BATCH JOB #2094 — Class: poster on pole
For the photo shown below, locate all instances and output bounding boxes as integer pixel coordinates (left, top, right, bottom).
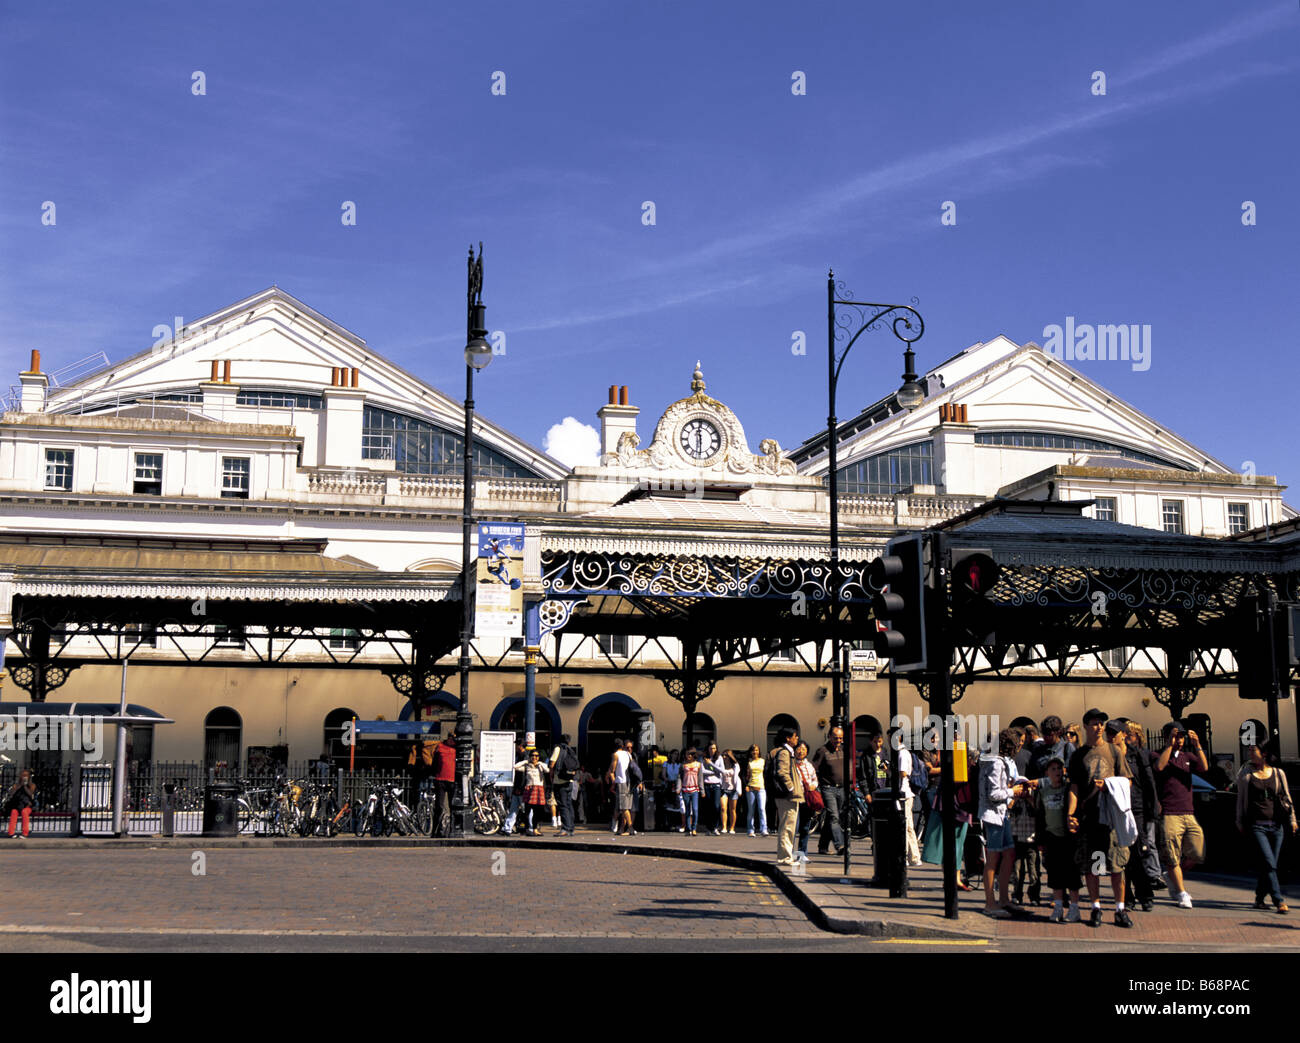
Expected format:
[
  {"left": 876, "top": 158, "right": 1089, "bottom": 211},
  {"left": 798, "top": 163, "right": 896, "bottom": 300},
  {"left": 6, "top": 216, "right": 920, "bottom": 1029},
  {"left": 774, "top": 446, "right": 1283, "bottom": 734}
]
[
  {"left": 475, "top": 522, "right": 524, "bottom": 638},
  {"left": 479, "top": 729, "right": 517, "bottom": 786}
]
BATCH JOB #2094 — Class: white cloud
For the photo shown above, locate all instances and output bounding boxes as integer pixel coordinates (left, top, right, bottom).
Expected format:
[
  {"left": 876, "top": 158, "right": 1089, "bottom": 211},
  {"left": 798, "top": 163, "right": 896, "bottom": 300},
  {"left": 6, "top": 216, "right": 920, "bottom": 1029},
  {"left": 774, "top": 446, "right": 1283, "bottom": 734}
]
[{"left": 543, "top": 416, "right": 600, "bottom": 469}]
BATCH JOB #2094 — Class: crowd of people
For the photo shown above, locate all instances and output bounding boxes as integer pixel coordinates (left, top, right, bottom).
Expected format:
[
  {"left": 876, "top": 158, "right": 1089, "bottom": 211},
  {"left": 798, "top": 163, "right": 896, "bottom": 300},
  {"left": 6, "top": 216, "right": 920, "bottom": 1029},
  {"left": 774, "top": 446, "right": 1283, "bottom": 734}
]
[{"left": 481, "top": 712, "right": 1298, "bottom": 923}]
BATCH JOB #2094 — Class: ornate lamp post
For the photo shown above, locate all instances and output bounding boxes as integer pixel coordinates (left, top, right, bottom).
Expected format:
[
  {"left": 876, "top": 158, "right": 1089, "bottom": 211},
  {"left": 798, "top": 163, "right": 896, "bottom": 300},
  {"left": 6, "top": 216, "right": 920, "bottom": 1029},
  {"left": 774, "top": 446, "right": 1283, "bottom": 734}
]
[
  {"left": 826, "top": 271, "right": 925, "bottom": 875},
  {"left": 453, "top": 243, "right": 494, "bottom": 837}
]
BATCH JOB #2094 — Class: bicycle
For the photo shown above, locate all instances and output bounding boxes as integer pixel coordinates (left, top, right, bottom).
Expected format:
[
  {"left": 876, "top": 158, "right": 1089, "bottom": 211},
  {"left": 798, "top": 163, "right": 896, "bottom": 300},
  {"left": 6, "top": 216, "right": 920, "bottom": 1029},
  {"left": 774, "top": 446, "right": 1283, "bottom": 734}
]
[
  {"left": 382, "top": 784, "right": 420, "bottom": 837},
  {"left": 471, "top": 778, "right": 506, "bottom": 835}
]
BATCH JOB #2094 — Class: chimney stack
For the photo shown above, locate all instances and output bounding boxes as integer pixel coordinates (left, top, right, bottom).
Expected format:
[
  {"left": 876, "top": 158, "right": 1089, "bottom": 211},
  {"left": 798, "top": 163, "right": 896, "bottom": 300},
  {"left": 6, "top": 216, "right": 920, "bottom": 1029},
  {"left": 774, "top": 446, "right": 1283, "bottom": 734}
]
[
  {"left": 596, "top": 382, "right": 640, "bottom": 459},
  {"left": 222, "top": 360, "right": 232, "bottom": 383},
  {"left": 210, "top": 360, "right": 220, "bottom": 383},
  {"left": 19, "top": 352, "right": 49, "bottom": 412},
  {"left": 350, "top": 367, "right": 359, "bottom": 388},
  {"left": 27, "top": 350, "right": 41, "bottom": 374}
]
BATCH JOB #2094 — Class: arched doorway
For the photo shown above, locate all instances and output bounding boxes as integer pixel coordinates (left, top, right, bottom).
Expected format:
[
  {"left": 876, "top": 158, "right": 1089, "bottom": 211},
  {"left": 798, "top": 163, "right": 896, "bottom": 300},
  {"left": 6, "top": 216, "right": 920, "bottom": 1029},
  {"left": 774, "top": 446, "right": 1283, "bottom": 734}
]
[
  {"left": 852, "top": 714, "right": 883, "bottom": 758},
  {"left": 579, "top": 693, "right": 639, "bottom": 771},
  {"left": 204, "top": 707, "right": 241, "bottom": 773},
  {"left": 489, "top": 697, "right": 561, "bottom": 751},
  {"left": 323, "top": 707, "right": 357, "bottom": 762},
  {"left": 766, "top": 713, "right": 801, "bottom": 753},
  {"left": 682, "top": 712, "right": 715, "bottom": 751}
]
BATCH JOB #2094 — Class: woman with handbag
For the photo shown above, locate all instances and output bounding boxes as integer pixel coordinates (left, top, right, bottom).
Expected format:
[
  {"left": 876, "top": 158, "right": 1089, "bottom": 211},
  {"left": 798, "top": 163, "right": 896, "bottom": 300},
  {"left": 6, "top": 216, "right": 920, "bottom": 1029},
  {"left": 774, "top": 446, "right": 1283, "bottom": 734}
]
[
  {"left": 1237, "top": 742, "right": 1298, "bottom": 914},
  {"left": 794, "top": 742, "right": 822, "bottom": 859}
]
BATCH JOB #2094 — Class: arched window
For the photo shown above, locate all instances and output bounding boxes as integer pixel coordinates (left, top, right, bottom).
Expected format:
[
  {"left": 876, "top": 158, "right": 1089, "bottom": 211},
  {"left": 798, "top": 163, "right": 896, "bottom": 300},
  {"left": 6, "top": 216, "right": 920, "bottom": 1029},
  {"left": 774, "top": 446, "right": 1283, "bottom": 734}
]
[
  {"left": 838, "top": 441, "right": 932, "bottom": 495},
  {"left": 853, "top": 715, "right": 883, "bottom": 758},
  {"left": 766, "top": 714, "right": 802, "bottom": 753},
  {"left": 361, "top": 404, "right": 541, "bottom": 478},
  {"left": 204, "top": 707, "right": 242, "bottom": 773},
  {"left": 683, "top": 713, "right": 716, "bottom": 751},
  {"left": 323, "top": 708, "right": 358, "bottom": 761}
]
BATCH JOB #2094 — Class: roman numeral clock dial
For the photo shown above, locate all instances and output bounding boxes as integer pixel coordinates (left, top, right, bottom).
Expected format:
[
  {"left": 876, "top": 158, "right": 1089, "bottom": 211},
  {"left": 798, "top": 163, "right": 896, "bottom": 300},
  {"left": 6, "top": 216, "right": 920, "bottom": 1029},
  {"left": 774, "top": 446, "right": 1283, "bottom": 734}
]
[{"left": 680, "top": 419, "right": 721, "bottom": 461}]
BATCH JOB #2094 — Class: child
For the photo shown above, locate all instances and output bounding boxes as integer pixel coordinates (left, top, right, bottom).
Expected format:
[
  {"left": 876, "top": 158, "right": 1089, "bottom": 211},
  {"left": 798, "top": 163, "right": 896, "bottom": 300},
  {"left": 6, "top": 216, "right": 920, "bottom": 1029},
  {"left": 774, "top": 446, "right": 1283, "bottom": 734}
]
[{"left": 1035, "top": 757, "right": 1082, "bottom": 923}]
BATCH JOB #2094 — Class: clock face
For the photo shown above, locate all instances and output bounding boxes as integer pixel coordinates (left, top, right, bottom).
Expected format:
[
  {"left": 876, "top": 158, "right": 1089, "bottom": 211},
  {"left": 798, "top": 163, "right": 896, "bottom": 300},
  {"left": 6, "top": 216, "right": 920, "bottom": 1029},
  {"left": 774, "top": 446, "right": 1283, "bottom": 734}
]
[{"left": 679, "top": 418, "right": 722, "bottom": 461}]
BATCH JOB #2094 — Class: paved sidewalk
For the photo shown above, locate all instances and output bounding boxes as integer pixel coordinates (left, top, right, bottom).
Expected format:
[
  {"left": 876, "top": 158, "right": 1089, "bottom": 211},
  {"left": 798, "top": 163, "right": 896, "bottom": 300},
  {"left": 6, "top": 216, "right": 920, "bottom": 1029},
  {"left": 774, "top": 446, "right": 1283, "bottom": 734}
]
[{"left": 8, "top": 822, "right": 1298, "bottom": 946}]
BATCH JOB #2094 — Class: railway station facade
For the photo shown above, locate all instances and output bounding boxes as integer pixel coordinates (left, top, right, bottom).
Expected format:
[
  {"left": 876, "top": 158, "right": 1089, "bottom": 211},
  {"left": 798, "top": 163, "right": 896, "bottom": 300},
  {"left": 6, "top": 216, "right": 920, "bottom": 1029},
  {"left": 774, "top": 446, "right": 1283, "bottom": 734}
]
[{"left": 0, "top": 287, "right": 1294, "bottom": 773}]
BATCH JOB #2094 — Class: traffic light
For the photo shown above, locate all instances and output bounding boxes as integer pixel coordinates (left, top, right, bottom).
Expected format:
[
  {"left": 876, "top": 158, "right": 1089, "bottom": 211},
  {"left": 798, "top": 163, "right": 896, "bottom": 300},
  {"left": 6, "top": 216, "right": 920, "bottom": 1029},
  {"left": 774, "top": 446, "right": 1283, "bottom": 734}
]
[
  {"left": 867, "top": 533, "right": 928, "bottom": 671},
  {"left": 951, "top": 548, "right": 1001, "bottom": 601}
]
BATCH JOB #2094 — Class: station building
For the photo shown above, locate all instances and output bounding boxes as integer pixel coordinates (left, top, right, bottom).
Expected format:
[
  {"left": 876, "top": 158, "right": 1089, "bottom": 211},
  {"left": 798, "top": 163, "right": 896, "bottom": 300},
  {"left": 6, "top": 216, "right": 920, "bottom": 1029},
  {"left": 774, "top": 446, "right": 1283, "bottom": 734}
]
[{"left": 0, "top": 287, "right": 1292, "bottom": 772}]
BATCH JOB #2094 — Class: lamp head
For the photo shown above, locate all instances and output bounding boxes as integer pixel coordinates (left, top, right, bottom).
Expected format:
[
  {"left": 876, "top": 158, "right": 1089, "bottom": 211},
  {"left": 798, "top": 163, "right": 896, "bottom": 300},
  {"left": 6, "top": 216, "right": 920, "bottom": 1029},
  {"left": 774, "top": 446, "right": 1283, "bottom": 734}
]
[
  {"left": 896, "top": 347, "right": 925, "bottom": 411},
  {"left": 465, "top": 336, "right": 493, "bottom": 370}
]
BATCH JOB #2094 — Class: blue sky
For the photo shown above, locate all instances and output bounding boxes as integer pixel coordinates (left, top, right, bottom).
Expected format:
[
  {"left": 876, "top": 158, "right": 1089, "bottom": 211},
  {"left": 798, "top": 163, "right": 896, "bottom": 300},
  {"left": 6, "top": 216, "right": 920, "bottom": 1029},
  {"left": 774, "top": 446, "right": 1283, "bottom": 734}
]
[{"left": 1, "top": 1, "right": 1296, "bottom": 485}]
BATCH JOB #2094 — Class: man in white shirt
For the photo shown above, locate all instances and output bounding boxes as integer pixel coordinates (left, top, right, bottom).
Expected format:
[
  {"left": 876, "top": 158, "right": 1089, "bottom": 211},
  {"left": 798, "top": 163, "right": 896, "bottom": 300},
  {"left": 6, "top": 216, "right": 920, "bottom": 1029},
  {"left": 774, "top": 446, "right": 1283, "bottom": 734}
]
[
  {"left": 894, "top": 739, "right": 922, "bottom": 866},
  {"left": 608, "top": 741, "right": 641, "bottom": 836}
]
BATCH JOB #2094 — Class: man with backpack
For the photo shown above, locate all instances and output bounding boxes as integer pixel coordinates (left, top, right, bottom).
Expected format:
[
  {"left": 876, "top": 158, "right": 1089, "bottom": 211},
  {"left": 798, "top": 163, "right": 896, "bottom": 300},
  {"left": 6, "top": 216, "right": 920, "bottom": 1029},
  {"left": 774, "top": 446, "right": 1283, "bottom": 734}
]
[
  {"left": 769, "top": 725, "right": 804, "bottom": 865},
  {"left": 548, "top": 734, "right": 579, "bottom": 836}
]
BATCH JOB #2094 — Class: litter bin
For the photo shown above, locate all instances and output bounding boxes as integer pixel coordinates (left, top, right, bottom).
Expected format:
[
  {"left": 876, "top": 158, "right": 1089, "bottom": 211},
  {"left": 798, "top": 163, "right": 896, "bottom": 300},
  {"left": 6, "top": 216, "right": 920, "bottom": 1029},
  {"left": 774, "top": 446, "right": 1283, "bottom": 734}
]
[
  {"left": 869, "top": 789, "right": 902, "bottom": 890},
  {"left": 202, "top": 781, "right": 240, "bottom": 837}
]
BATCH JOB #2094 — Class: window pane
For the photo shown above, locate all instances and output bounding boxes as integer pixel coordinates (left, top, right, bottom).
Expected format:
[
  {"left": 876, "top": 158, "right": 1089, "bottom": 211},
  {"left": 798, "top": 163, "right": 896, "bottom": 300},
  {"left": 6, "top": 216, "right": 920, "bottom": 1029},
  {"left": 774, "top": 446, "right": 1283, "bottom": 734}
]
[
  {"left": 361, "top": 405, "right": 540, "bottom": 478},
  {"left": 1093, "top": 497, "right": 1116, "bottom": 522},
  {"left": 221, "top": 457, "right": 250, "bottom": 499},
  {"left": 838, "top": 440, "right": 932, "bottom": 495},
  {"left": 45, "top": 449, "right": 73, "bottom": 490},
  {"left": 1228, "top": 503, "right": 1248, "bottom": 535},
  {"left": 1161, "top": 500, "right": 1184, "bottom": 534}
]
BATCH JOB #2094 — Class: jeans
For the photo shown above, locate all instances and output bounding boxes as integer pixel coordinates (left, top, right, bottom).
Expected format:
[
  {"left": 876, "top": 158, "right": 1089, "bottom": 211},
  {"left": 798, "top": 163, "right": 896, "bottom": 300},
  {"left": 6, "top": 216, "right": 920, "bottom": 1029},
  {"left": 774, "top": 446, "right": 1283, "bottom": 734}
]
[
  {"left": 704, "top": 784, "right": 722, "bottom": 831},
  {"left": 747, "top": 789, "right": 767, "bottom": 834},
  {"left": 503, "top": 795, "right": 522, "bottom": 834},
  {"left": 1252, "top": 822, "right": 1286, "bottom": 903},
  {"left": 818, "top": 786, "right": 845, "bottom": 851},
  {"left": 683, "top": 791, "right": 700, "bottom": 832}
]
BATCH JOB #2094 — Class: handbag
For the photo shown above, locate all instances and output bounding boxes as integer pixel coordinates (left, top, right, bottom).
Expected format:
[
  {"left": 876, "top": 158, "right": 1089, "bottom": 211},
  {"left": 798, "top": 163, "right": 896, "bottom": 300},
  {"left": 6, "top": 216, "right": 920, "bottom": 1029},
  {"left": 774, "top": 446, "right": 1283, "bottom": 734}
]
[{"left": 805, "top": 784, "right": 825, "bottom": 812}]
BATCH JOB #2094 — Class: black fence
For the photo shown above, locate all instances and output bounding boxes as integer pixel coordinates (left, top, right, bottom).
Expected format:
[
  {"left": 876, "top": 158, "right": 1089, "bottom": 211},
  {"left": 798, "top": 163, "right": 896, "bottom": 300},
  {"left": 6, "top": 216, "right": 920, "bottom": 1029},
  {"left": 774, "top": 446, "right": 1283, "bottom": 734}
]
[{"left": 0, "top": 762, "right": 414, "bottom": 837}]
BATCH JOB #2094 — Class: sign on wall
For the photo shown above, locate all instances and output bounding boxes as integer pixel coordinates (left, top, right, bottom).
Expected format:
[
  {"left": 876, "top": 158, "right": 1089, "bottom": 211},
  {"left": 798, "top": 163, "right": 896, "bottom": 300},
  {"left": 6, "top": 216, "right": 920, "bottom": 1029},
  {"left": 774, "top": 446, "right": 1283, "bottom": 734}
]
[{"left": 474, "top": 522, "right": 525, "bottom": 637}]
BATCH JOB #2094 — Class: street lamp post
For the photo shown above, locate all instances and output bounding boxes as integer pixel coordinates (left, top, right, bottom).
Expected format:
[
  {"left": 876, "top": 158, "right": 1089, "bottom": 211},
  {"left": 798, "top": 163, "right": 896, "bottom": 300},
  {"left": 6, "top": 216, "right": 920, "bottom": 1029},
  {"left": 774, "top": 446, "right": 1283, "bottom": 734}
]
[
  {"left": 453, "top": 243, "right": 495, "bottom": 837},
  {"left": 826, "top": 270, "right": 925, "bottom": 878}
]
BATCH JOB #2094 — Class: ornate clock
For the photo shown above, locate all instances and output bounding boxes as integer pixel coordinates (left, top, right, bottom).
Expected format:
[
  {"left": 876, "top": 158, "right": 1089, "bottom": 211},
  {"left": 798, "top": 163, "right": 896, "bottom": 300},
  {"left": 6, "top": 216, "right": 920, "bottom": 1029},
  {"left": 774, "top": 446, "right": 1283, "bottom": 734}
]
[{"left": 679, "top": 418, "right": 722, "bottom": 461}]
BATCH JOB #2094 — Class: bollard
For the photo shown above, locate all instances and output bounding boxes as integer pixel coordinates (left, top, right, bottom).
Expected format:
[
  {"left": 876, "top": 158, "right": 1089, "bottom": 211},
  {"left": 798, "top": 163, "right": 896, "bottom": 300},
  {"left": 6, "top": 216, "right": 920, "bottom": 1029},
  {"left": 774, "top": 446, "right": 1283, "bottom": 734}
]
[{"left": 161, "top": 783, "right": 175, "bottom": 837}]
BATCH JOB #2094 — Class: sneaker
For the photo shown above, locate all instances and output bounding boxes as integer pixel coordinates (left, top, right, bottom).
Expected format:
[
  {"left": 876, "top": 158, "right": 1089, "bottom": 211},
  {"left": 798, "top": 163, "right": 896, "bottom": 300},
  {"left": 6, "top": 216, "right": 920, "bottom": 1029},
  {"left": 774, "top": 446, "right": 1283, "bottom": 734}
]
[
  {"left": 983, "top": 907, "right": 1011, "bottom": 919},
  {"left": 1277, "top": 901, "right": 1289, "bottom": 915},
  {"left": 747, "top": 831, "right": 755, "bottom": 837},
  {"left": 761, "top": 831, "right": 770, "bottom": 837},
  {"left": 1114, "top": 908, "right": 1133, "bottom": 928},
  {"left": 1049, "top": 906, "right": 1064, "bottom": 923},
  {"left": 610, "top": 827, "right": 619, "bottom": 834},
  {"left": 1065, "top": 906, "right": 1081, "bottom": 923},
  {"left": 1177, "top": 891, "right": 1193, "bottom": 909},
  {"left": 1254, "top": 897, "right": 1268, "bottom": 910},
  {"left": 1088, "top": 907, "right": 1103, "bottom": 928}
]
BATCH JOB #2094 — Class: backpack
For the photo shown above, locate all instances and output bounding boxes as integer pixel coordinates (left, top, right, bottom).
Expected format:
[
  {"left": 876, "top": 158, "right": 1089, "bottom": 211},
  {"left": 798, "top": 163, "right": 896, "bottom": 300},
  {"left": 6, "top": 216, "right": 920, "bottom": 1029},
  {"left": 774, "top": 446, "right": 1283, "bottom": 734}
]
[
  {"left": 554, "top": 744, "right": 579, "bottom": 782},
  {"left": 908, "top": 749, "right": 928, "bottom": 793},
  {"left": 765, "top": 747, "right": 792, "bottom": 798}
]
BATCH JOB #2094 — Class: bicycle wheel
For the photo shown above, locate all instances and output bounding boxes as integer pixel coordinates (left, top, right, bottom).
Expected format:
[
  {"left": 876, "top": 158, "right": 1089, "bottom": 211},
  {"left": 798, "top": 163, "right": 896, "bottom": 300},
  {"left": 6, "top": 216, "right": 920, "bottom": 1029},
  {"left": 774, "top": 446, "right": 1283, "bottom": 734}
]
[
  {"left": 475, "top": 807, "right": 500, "bottom": 835},
  {"left": 236, "top": 799, "right": 253, "bottom": 835},
  {"left": 354, "top": 805, "right": 369, "bottom": 838},
  {"left": 416, "top": 800, "right": 434, "bottom": 837}
]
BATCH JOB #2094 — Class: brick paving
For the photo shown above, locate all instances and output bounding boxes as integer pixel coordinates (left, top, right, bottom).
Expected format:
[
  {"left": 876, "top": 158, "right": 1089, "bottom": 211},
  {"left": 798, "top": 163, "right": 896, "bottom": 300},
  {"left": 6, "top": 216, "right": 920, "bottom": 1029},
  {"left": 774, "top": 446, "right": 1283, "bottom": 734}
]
[
  {"left": 0, "top": 845, "right": 816, "bottom": 940},
  {"left": 2, "top": 822, "right": 1296, "bottom": 950}
]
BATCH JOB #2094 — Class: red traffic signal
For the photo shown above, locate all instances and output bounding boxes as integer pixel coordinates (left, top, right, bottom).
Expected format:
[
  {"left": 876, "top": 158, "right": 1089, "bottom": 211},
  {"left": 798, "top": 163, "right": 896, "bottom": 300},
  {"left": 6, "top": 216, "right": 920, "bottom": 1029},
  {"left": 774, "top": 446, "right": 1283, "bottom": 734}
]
[{"left": 953, "top": 551, "right": 1000, "bottom": 597}]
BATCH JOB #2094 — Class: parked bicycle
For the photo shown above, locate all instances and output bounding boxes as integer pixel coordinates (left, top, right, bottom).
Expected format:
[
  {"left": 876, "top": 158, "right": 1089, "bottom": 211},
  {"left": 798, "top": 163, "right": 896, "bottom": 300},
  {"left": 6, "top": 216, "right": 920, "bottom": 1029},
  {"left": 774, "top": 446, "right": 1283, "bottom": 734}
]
[{"left": 471, "top": 778, "right": 506, "bottom": 835}]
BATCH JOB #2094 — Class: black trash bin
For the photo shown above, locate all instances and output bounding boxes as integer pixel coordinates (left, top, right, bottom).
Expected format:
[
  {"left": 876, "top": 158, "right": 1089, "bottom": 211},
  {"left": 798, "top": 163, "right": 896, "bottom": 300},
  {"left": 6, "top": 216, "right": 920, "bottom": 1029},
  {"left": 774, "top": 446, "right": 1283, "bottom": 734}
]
[
  {"left": 161, "top": 783, "right": 176, "bottom": 837},
  {"left": 202, "top": 781, "right": 240, "bottom": 837},
  {"left": 869, "top": 789, "right": 902, "bottom": 889}
]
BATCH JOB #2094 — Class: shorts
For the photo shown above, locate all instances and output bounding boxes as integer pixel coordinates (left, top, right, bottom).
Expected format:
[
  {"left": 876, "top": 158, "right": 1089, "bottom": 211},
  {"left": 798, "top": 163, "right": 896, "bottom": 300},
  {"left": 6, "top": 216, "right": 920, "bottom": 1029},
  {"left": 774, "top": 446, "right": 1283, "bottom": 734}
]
[
  {"left": 1162, "top": 813, "right": 1205, "bottom": 868},
  {"left": 1041, "top": 832, "right": 1082, "bottom": 893},
  {"left": 616, "top": 783, "right": 634, "bottom": 811},
  {"left": 983, "top": 818, "right": 1015, "bottom": 852},
  {"left": 1075, "top": 824, "right": 1129, "bottom": 876}
]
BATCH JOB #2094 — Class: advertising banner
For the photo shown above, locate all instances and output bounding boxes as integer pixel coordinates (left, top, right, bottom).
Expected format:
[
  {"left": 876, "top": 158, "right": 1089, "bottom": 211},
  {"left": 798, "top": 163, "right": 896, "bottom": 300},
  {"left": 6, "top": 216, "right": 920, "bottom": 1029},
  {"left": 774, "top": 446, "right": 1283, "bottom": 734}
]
[{"left": 474, "top": 522, "right": 524, "bottom": 637}]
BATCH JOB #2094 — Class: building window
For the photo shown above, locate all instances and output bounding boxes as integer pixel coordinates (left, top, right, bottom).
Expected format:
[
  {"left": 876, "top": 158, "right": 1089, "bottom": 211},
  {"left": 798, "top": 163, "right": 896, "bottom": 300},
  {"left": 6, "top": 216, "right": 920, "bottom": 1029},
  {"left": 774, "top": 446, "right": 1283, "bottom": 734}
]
[
  {"left": 45, "top": 449, "right": 73, "bottom": 490},
  {"left": 1093, "top": 497, "right": 1116, "bottom": 522},
  {"left": 766, "top": 714, "right": 802, "bottom": 753},
  {"left": 974, "top": 430, "right": 1190, "bottom": 470},
  {"left": 1099, "top": 647, "right": 1126, "bottom": 671},
  {"left": 683, "top": 713, "right": 716, "bottom": 750},
  {"left": 213, "top": 624, "right": 246, "bottom": 649},
  {"left": 361, "top": 404, "right": 540, "bottom": 478},
  {"left": 837, "top": 440, "right": 932, "bottom": 496},
  {"left": 1228, "top": 502, "right": 1249, "bottom": 535},
  {"left": 221, "top": 457, "right": 250, "bottom": 499},
  {"left": 1161, "top": 500, "right": 1185, "bottom": 534},
  {"left": 597, "top": 634, "right": 628, "bottom": 658},
  {"left": 236, "top": 389, "right": 323, "bottom": 410},
  {"left": 327, "top": 628, "right": 360, "bottom": 651},
  {"left": 134, "top": 453, "right": 163, "bottom": 495},
  {"left": 125, "top": 623, "right": 157, "bottom": 648}
]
